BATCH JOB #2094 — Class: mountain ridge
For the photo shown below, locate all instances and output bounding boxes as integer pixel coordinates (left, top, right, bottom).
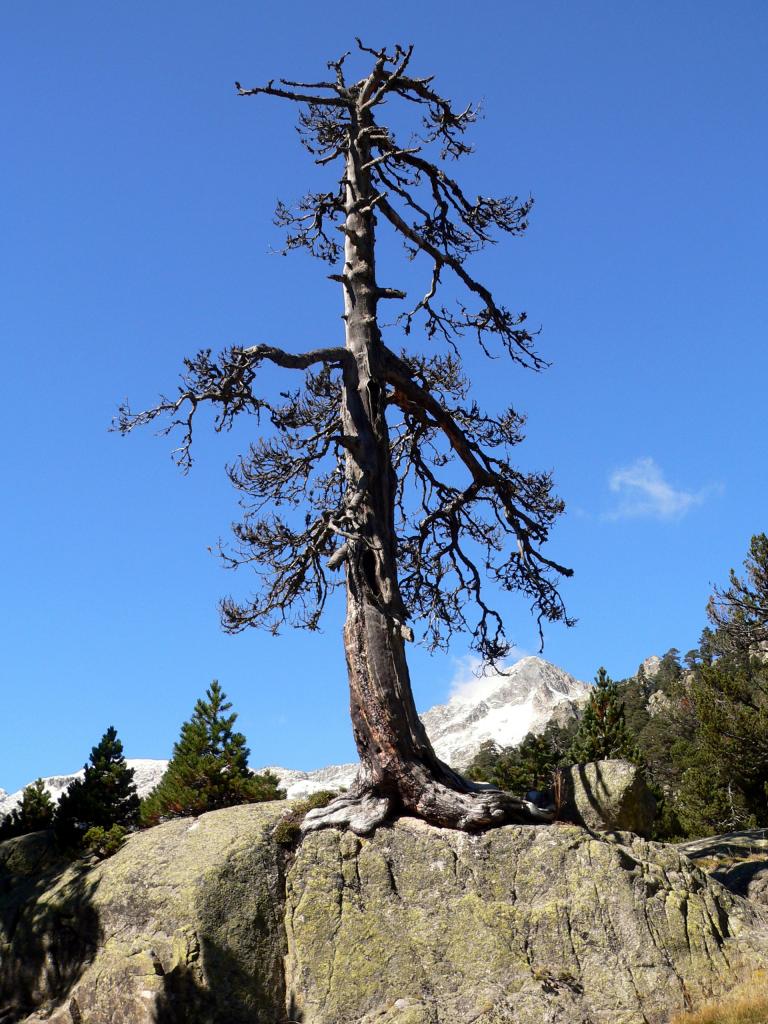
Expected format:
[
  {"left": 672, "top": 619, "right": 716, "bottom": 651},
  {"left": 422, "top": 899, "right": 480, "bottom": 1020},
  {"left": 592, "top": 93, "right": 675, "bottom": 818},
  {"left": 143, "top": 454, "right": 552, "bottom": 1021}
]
[{"left": 0, "top": 656, "right": 588, "bottom": 813}]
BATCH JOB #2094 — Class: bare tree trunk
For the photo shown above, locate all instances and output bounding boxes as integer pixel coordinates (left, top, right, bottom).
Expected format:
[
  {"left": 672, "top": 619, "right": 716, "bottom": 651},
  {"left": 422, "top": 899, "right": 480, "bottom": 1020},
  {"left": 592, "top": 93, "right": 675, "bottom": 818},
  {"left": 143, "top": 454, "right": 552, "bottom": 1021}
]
[
  {"left": 120, "top": 45, "right": 573, "bottom": 836},
  {"left": 304, "top": 108, "right": 528, "bottom": 835}
]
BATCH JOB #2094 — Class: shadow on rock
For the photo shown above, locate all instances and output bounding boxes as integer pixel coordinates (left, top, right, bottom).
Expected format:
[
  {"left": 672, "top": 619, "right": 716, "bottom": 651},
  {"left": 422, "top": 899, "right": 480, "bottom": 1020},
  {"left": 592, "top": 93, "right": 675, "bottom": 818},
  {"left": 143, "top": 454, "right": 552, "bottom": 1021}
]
[
  {"left": 151, "top": 816, "right": 291, "bottom": 1024},
  {"left": 152, "top": 932, "right": 298, "bottom": 1024},
  {"left": 0, "top": 831, "right": 101, "bottom": 1022},
  {"left": 678, "top": 829, "right": 768, "bottom": 862},
  {"left": 714, "top": 858, "right": 768, "bottom": 903},
  {"left": 564, "top": 760, "right": 657, "bottom": 836}
]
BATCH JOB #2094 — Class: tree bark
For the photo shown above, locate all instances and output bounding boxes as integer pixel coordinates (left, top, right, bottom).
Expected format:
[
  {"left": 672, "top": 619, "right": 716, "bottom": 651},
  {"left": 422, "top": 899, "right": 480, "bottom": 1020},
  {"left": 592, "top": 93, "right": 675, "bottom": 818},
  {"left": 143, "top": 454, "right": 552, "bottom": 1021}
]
[
  {"left": 120, "top": 48, "right": 571, "bottom": 836},
  {"left": 304, "top": 105, "right": 530, "bottom": 835}
]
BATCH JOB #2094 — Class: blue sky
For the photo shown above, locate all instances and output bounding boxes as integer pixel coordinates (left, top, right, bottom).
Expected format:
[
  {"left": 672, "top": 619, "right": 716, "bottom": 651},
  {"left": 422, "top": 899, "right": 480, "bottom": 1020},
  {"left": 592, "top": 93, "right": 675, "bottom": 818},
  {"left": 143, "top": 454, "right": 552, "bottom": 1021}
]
[{"left": 1, "top": 2, "right": 766, "bottom": 792}]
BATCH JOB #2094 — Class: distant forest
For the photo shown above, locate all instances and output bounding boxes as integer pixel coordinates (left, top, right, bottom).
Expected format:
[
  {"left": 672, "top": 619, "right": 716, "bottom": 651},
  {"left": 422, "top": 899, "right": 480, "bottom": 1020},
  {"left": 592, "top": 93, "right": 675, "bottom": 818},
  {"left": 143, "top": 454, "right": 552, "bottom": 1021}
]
[{"left": 468, "top": 534, "right": 768, "bottom": 841}]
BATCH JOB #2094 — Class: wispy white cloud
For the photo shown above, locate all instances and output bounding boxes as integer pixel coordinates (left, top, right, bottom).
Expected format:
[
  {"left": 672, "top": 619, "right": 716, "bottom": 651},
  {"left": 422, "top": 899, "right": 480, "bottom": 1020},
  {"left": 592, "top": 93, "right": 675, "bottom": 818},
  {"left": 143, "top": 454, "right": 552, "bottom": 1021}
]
[
  {"left": 449, "top": 650, "right": 530, "bottom": 702},
  {"left": 606, "top": 456, "right": 710, "bottom": 522}
]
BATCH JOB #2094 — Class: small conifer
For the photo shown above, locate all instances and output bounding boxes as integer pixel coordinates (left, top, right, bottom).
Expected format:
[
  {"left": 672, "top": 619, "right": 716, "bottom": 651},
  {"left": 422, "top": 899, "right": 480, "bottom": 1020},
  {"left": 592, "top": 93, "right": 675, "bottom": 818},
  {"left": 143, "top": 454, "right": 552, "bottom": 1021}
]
[
  {"left": 140, "top": 681, "right": 283, "bottom": 826},
  {"left": 55, "top": 726, "right": 139, "bottom": 842},
  {"left": 569, "top": 667, "right": 639, "bottom": 764},
  {"left": 0, "top": 778, "right": 55, "bottom": 840}
]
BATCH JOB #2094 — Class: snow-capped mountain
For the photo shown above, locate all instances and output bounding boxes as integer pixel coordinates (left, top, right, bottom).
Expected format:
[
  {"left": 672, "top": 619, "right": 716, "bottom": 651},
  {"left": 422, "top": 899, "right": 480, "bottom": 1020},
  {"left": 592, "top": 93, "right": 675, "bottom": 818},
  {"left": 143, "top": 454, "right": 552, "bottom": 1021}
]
[
  {"left": 0, "top": 759, "right": 169, "bottom": 821},
  {"left": 265, "top": 656, "right": 588, "bottom": 796},
  {"left": 420, "top": 656, "right": 589, "bottom": 769},
  {"left": 262, "top": 763, "right": 359, "bottom": 800},
  {"left": 1, "top": 657, "right": 588, "bottom": 812}
]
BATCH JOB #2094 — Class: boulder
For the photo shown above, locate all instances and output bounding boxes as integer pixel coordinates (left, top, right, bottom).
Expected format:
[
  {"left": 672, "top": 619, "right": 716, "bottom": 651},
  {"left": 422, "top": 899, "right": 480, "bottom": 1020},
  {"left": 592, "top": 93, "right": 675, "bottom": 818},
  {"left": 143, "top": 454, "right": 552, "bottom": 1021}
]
[
  {"left": 714, "top": 861, "right": 768, "bottom": 907},
  {"left": 2, "top": 804, "right": 768, "bottom": 1024},
  {"left": 284, "top": 821, "right": 767, "bottom": 1024},
  {"left": 676, "top": 829, "right": 768, "bottom": 909},
  {"left": 564, "top": 760, "right": 657, "bottom": 836},
  {"left": 0, "top": 803, "right": 288, "bottom": 1024}
]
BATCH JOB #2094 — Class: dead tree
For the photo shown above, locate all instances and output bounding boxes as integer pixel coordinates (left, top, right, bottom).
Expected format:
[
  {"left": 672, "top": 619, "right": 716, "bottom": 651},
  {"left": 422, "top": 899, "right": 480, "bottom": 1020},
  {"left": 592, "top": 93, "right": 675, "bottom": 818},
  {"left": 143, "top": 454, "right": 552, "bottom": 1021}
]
[{"left": 117, "top": 42, "right": 574, "bottom": 834}]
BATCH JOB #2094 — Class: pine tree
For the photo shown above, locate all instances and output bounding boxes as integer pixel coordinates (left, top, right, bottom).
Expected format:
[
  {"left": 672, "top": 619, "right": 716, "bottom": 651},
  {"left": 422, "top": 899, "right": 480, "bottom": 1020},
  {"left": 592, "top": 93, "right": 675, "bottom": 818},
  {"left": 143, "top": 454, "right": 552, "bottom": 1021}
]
[
  {"left": 498, "top": 732, "right": 560, "bottom": 794},
  {"left": 569, "top": 668, "right": 639, "bottom": 763},
  {"left": 656, "top": 536, "right": 768, "bottom": 838},
  {"left": 140, "top": 681, "right": 283, "bottom": 826},
  {"left": 707, "top": 533, "right": 768, "bottom": 655},
  {"left": 675, "top": 764, "right": 756, "bottom": 837},
  {"left": 117, "top": 42, "right": 574, "bottom": 834},
  {"left": 466, "top": 719, "right": 578, "bottom": 796},
  {"left": 464, "top": 740, "right": 502, "bottom": 785},
  {"left": 670, "top": 653, "right": 768, "bottom": 836},
  {"left": 55, "top": 726, "right": 139, "bottom": 842},
  {"left": 0, "top": 779, "right": 55, "bottom": 841}
]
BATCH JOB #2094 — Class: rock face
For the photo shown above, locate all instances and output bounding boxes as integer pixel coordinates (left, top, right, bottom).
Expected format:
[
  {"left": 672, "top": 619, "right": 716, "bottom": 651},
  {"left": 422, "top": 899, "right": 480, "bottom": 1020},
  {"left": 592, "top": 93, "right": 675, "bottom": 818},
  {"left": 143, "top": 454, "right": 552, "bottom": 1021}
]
[
  {"left": 3, "top": 806, "right": 768, "bottom": 1024},
  {"left": 715, "top": 861, "right": 768, "bottom": 907},
  {"left": 646, "top": 689, "right": 672, "bottom": 718},
  {"left": 0, "top": 803, "right": 287, "bottom": 1024},
  {"left": 564, "top": 760, "right": 657, "bottom": 837},
  {"left": 676, "top": 829, "right": 768, "bottom": 909},
  {"left": 285, "top": 821, "right": 766, "bottom": 1024},
  {"left": 639, "top": 655, "right": 662, "bottom": 679}
]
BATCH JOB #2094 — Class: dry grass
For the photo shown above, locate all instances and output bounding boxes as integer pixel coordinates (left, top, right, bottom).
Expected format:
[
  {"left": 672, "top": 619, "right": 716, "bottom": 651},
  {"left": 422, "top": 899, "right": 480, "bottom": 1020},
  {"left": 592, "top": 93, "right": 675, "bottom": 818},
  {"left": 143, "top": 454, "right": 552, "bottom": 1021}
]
[
  {"left": 670, "top": 974, "right": 768, "bottom": 1024},
  {"left": 695, "top": 851, "right": 768, "bottom": 875}
]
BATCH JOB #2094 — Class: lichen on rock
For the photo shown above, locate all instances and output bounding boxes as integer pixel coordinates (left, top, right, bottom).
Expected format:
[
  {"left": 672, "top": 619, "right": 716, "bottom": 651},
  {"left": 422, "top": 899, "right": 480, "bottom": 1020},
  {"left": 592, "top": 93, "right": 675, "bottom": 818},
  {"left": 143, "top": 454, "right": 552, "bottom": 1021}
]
[
  {"left": 564, "top": 759, "right": 658, "bottom": 836},
  {"left": 1, "top": 802, "right": 288, "bottom": 1023},
  {"left": 284, "top": 820, "right": 768, "bottom": 1024},
  {"left": 2, "top": 805, "right": 768, "bottom": 1024}
]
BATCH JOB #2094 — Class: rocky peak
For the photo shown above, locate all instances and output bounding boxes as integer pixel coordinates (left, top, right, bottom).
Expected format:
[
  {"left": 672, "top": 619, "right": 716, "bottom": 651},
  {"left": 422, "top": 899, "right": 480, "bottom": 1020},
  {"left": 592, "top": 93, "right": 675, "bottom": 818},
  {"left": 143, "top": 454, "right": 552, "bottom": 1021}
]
[
  {"left": 419, "top": 655, "right": 589, "bottom": 769},
  {"left": 639, "top": 654, "right": 662, "bottom": 679}
]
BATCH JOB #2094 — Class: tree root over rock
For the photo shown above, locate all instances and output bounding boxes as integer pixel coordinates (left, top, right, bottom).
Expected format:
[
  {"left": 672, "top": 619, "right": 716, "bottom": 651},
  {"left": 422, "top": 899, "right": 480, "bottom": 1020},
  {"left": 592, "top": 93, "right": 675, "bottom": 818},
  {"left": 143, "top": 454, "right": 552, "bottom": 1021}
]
[{"left": 302, "top": 776, "right": 553, "bottom": 836}]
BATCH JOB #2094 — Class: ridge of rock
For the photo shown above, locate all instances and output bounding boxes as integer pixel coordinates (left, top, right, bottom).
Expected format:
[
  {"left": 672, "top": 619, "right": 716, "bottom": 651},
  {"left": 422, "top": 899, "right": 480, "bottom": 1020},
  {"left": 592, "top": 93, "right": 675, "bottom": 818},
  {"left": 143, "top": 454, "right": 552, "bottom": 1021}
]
[
  {"left": 640, "top": 654, "right": 663, "bottom": 678},
  {"left": 2, "top": 805, "right": 767, "bottom": 1024}
]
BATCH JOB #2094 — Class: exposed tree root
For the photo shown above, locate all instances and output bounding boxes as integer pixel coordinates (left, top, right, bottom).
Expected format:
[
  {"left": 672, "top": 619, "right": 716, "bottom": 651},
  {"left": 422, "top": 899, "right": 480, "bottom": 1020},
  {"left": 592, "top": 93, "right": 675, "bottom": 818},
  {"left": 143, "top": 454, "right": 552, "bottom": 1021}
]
[
  {"left": 301, "top": 773, "right": 553, "bottom": 836},
  {"left": 302, "top": 790, "right": 393, "bottom": 835}
]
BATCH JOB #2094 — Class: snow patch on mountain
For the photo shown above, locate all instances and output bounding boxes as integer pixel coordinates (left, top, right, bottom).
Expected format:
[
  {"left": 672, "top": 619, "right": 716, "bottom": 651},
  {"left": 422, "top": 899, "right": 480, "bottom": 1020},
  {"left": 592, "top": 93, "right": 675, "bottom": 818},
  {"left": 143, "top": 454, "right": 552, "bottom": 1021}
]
[
  {"left": 261, "top": 763, "right": 359, "bottom": 800},
  {"left": 0, "top": 759, "right": 169, "bottom": 821},
  {"left": 420, "top": 656, "right": 589, "bottom": 769},
  {"left": 265, "top": 656, "right": 589, "bottom": 795}
]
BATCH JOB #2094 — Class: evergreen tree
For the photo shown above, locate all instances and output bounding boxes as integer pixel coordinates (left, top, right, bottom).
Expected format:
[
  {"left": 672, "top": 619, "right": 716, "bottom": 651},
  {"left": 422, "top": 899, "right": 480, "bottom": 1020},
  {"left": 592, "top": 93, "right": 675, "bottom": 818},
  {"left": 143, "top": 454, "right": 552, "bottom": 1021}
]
[
  {"left": 671, "top": 653, "right": 768, "bottom": 836},
  {"left": 654, "top": 649, "right": 684, "bottom": 694},
  {"left": 707, "top": 533, "right": 768, "bottom": 655},
  {"left": 495, "top": 731, "right": 561, "bottom": 794},
  {"left": 466, "top": 718, "right": 578, "bottom": 796},
  {"left": 0, "top": 779, "right": 55, "bottom": 840},
  {"left": 617, "top": 669, "right": 652, "bottom": 740},
  {"left": 569, "top": 668, "right": 639, "bottom": 763},
  {"left": 661, "top": 537, "right": 768, "bottom": 837},
  {"left": 465, "top": 740, "right": 503, "bottom": 785},
  {"left": 55, "top": 726, "right": 139, "bottom": 842},
  {"left": 675, "top": 764, "right": 756, "bottom": 837},
  {"left": 141, "top": 681, "right": 283, "bottom": 826}
]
